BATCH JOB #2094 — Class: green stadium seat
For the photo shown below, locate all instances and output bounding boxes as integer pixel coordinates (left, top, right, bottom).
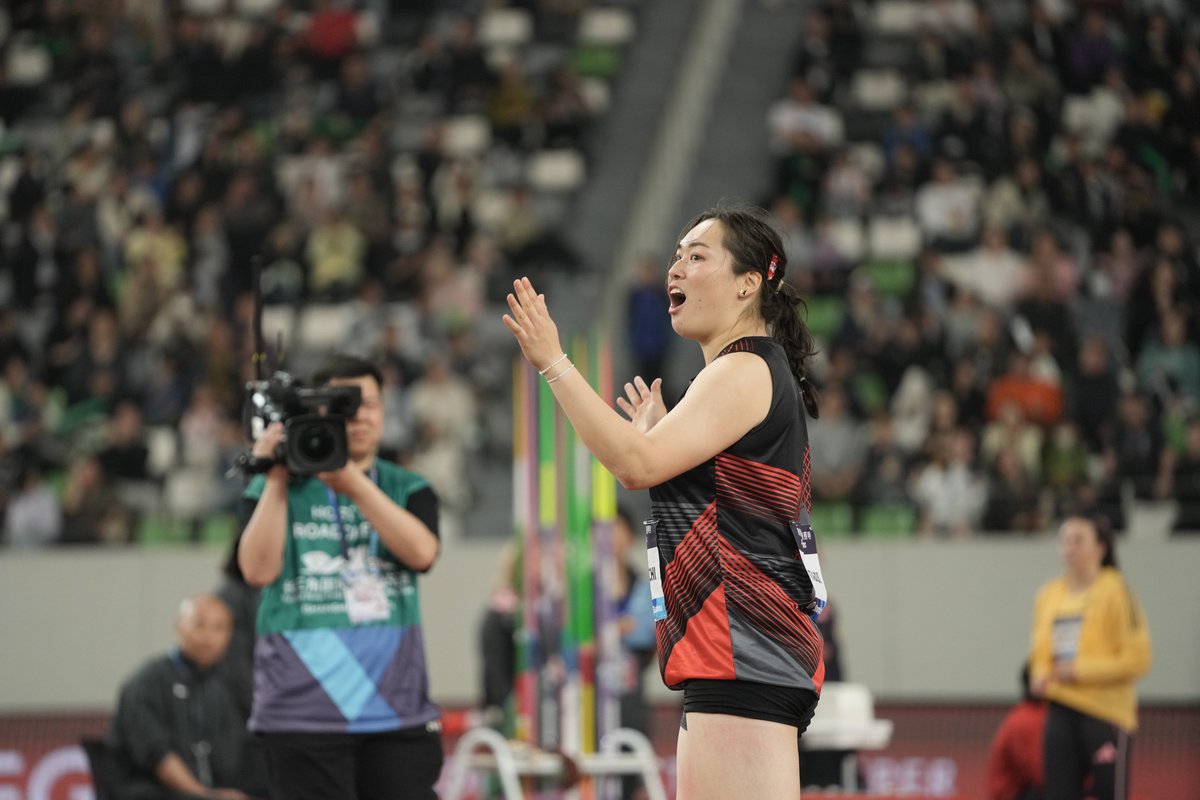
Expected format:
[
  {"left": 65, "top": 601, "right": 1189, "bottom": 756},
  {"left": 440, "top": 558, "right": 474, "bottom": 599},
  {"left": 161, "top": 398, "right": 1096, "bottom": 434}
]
[
  {"left": 571, "top": 44, "right": 621, "bottom": 79},
  {"left": 44, "top": 470, "right": 69, "bottom": 500},
  {"left": 200, "top": 514, "right": 237, "bottom": 547},
  {"left": 810, "top": 501, "right": 855, "bottom": 538},
  {"left": 851, "top": 372, "right": 889, "bottom": 417},
  {"left": 136, "top": 514, "right": 189, "bottom": 546},
  {"left": 860, "top": 504, "right": 916, "bottom": 538},
  {"left": 863, "top": 259, "right": 915, "bottom": 298},
  {"left": 803, "top": 296, "right": 845, "bottom": 341}
]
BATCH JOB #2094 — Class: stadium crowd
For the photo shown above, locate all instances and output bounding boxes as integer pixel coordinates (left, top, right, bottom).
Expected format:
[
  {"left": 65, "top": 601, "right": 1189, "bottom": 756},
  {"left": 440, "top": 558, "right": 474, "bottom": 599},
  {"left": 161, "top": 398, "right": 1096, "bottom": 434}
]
[
  {"left": 768, "top": 0, "right": 1200, "bottom": 536},
  {"left": 2, "top": 0, "right": 1199, "bottom": 547},
  {"left": 0, "top": 0, "right": 614, "bottom": 546}
]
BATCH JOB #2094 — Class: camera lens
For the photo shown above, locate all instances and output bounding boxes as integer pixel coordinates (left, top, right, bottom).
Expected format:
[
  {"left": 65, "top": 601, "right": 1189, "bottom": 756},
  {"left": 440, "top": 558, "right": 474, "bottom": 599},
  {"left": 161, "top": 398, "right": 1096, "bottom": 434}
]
[{"left": 298, "top": 426, "right": 336, "bottom": 461}]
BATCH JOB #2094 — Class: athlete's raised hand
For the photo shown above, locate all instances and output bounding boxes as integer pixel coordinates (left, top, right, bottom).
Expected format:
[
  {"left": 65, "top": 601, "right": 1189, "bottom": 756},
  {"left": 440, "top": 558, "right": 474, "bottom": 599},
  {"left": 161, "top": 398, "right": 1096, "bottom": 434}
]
[{"left": 503, "top": 277, "right": 566, "bottom": 374}]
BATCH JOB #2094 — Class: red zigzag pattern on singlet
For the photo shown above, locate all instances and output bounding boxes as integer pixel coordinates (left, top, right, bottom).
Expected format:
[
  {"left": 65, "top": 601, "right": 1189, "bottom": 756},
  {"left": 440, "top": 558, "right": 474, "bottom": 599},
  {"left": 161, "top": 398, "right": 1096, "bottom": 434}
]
[
  {"left": 657, "top": 501, "right": 722, "bottom": 653},
  {"left": 657, "top": 496, "right": 823, "bottom": 684},
  {"left": 714, "top": 452, "right": 805, "bottom": 521},
  {"left": 718, "top": 536, "right": 824, "bottom": 679}
]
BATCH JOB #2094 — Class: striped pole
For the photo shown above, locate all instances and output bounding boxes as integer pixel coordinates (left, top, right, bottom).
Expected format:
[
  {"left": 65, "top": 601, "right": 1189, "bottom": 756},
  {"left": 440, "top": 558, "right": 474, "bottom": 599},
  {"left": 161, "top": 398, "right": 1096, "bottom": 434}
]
[
  {"left": 590, "top": 335, "right": 622, "bottom": 763},
  {"left": 537, "top": 370, "right": 564, "bottom": 759},
  {"left": 514, "top": 361, "right": 539, "bottom": 746}
]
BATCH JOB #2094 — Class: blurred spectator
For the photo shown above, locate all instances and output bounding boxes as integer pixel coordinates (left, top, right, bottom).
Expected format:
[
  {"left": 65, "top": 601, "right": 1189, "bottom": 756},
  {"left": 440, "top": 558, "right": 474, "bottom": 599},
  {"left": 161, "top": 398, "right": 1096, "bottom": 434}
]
[
  {"left": 2, "top": 461, "right": 63, "bottom": 548},
  {"left": 627, "top": 256, "right": 674, "bottom": 392},
  {"left": 942, "top": 226, "right": 1030, "bottom": 310},
  {"left": 915, "top": 159, "right": 981, "bottom": 252},
  {"left": 984, "top": 157, "right": 1050, "bottom": 248},
  {"left": 881, "top": 105, "right": 934, "bottom": 172},
  {"left": 446, "top": 15, "right": 495, "bottom": 111},
  {"left": 985, "top": 352, "right": 1063, "bottom": 428},
  {"left": 306, "top": 206, "right": 367, "bottom": 301},
  {"left": 1002, "top": 40, "right": 1061, "bottom": 126},
  {"left": 1163, "top": 419, "right": 1200, "bottom": 533},
  {"left": 1136, "top": 307, "right": 1200, "bottom": 402},
  {"left": 1103, "top": 393, "right": 1167, "bottom": 500},
  {"left": 107, "top": 593, "right": 268, "bottom": 799},
  {"left": 912, "top": 428, "right": 986, "bottom": 538},
  {"left": 984, "top": 663, "right": 1046, "bottom": 800},
  {"left": 768, "top": 77, "right": 842, "bottom": 208},
  {"left": 1066, "top": 9, "right": 1119, "bottom": 93},
  {"left": 97, "top": 402, "right": 151, "bottom": 483},
  {"left": 1068, "top": 336, "right": 1121, "bottom": 453},
  {"left": 981, "top": 401, "right": 1044, "bottom": 479},
  {"left": 1042, "top": 422, "right": 1090, "bottom": 500},
  {"left": 821, "top": 151, "right": 872, "bottom": 218},
  {"left": 853, "top": 415, "right": 912, "bottom": 512},
  {"left": 542, "top": 64, "right": 595, "bottom": 149},
  {"left": 807, "top": 384, "right": 868, "bottom": 502},
  {"left": 981, "top": 447, "right": 1043, "bottom": 534},
  {"left": 1090, "top": 228, "right": 1143, "bottom": 303},
  {"left": 611, "top": 506, "right": 657, "bottom": 800},
  {"left": 60, "top": 454, "right": 131, "bottom": 546},
  {"left": 408, "top": 351, "right": 477, "bottom": 450}
]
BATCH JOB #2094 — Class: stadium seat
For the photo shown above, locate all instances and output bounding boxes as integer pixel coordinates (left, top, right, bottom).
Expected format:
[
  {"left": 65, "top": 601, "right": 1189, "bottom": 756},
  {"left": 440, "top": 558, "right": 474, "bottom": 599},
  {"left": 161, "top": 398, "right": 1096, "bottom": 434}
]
[
  {"left": 866, "top": 216, "right": 922, "bottom": 261},
  {"left": 260, "top": 305, "right": 298, "bottom": 346},
  {"left": 810, "top": 502, "right": 855, "bottom": 538},
  {"left": 862, "top": 258, "right": 916, "bottom": 298},
  {"left": 851, "top": 372, "right": 890, "bottom": 417},
  {"left": 871, "top": 1, "right": 922, "bottom": 35},
  {"left": 578, "top": 77, "right": 612, "bottom": 115},
  {"left": 164, "top": 467, "right": 218, "bottom": 524},
  {"left": 442, "top": 115, "right": 493, "bottom": 158},
  {"left": 80, "top": 738, "right": 119, "bottom": 800},
  {"left": 571, "top": 44, "right": 622, "bottom": 79},
  {"left": 183, "top": 0, "right": 224, "bottom": 15},
  {"left": 803, "top": 296, "right": 845, "bottom": 341},
  {"left": 5, "top": 34, "right": 51, "bottom": 86},
  {"left": 827, "top": 218, "right": 866, "bottom": 263},
  {"left": 860, "top": 504, "right": 917, "bottom": 538},
  {"left": 849, "top": 69, "right": 907, "bottom": 112},
  {"left": 478, "top": 7, "right": 534, "bottom": 50},
  {"left": 296, "top": 303, "right": 355, "bottom": 352},
  {"left": 578, "top": 7, "right": 636, "bottom": 46},
  {"left": 44, "top": 470, "right": 68, "bottom": 500},
  {"left": 136, "top": 513, "right": 189, "bottom": 546},
  {"left": 235, "top": 0, "right": 282, "bottom": 16},
  {"left": 201, "top": 514, "right": 238, "bottom": 547},
  {"left": 846, "top": 142, "right": 886, "bottom": 184},
  {"left": 146, "top": 426, "right": 180, "bottom": 479},
  {"left": 526, "top": 149, "right": 587, "bottom": 193}
]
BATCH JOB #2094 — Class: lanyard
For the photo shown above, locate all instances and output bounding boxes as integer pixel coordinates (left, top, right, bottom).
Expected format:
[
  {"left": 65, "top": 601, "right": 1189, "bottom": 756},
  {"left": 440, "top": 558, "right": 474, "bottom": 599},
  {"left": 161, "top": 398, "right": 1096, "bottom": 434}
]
[{"left": 326, "top": 465, "right": 379, "bottom": 563}]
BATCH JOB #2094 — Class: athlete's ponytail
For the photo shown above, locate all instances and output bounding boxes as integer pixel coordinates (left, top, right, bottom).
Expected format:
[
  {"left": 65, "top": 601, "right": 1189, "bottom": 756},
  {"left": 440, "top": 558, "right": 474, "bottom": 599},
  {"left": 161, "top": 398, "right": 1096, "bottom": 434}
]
[{"left": 676, "top": 202, "right": 820, "bottom": 417}]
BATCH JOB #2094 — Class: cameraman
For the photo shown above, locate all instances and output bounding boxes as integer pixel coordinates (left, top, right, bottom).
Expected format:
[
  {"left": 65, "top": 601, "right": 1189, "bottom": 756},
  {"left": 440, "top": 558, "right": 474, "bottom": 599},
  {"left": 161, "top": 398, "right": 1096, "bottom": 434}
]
[{"left": 237, "top": 354, "right": 442, "bottom": 800}]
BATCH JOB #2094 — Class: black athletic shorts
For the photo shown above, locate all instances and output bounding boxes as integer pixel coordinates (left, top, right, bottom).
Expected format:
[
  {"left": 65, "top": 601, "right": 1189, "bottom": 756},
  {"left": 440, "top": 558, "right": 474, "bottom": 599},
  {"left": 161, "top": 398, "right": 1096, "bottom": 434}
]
[{"left": 680, "top": 679, "right": 819, "bottom": 734}]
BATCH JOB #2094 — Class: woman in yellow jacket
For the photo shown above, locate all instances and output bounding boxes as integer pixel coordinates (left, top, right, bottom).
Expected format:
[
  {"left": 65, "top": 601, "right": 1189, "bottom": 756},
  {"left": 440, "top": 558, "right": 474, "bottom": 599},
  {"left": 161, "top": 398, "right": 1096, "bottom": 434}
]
[{"left": 1029, "top": 516, "right": 1152, "bottom": 800}]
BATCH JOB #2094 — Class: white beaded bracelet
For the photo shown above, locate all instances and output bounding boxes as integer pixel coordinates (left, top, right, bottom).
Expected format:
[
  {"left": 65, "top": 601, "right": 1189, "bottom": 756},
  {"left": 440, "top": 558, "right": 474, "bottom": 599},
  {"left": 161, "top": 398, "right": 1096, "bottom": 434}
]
[
  {"left": 546, "top": 363, "right": 577, "bottom": 384},
  {"left": 539, "top": 353, "right": 569, "bottom": 376}
]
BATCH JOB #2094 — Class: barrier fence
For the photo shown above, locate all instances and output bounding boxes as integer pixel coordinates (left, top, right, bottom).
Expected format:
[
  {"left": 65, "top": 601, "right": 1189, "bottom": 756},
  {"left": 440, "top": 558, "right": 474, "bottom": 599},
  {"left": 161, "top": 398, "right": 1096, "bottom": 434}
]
[{"left": 2, "top": 703, "right": 1197, "bottom": 799}]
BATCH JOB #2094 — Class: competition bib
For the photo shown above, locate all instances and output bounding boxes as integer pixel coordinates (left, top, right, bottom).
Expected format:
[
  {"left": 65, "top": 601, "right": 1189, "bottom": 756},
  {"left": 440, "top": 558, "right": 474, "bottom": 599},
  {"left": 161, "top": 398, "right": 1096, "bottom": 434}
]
[
  {"left": 790, "top": 521, "right": 828, "bottom": 621},
  {"left": 644, "top": 518, "right": 666, "bottom": 621},
  {"left": 342, "top": 567, "right": 390, "bottom": 624},
  {"left": 1053, "top": 615, "right": 1083, "bottom": 662}
]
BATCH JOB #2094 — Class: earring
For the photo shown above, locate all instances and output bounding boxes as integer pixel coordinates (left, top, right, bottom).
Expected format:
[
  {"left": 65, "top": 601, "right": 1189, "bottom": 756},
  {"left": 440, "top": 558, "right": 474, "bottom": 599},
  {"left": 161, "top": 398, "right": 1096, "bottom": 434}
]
[{"left": 739, "top": 289, "right": 747, "bottom": 297}]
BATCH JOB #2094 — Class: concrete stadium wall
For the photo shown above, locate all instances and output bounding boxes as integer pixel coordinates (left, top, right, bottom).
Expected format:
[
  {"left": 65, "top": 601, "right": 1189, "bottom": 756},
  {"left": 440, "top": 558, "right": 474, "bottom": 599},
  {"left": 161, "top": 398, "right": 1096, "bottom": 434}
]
[{"left": 1, "top": 538, "right": 1197, "bottom": 711}]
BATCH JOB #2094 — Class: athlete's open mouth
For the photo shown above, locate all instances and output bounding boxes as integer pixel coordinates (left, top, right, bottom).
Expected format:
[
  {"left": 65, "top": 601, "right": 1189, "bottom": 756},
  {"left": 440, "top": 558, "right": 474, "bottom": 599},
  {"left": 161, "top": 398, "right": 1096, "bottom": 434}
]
[{"left": 668, "top": 288, "right": 687, "bottom": 309}]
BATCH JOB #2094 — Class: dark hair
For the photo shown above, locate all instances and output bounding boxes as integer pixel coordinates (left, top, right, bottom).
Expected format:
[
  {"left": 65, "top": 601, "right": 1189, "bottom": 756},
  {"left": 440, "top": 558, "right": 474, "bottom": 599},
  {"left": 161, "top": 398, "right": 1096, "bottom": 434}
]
[
  {"left": 677, "top": 202, "right": 820, "bottom": 417},
  {"left": 1066, "top": 514, "right": 1118, "bottom": 569},
  {"left": 312, "top": 353, "right": 383, "bottom": 390},
  {"left": 1095, "top": 515, "right": 1118, "bottom": 569}
]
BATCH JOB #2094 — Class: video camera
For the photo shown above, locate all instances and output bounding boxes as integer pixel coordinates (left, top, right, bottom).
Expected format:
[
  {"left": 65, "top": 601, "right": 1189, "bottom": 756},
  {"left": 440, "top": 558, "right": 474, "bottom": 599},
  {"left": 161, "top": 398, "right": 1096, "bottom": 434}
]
[{"left": 244, "top": 371, "right": 362, "bottom": 476}]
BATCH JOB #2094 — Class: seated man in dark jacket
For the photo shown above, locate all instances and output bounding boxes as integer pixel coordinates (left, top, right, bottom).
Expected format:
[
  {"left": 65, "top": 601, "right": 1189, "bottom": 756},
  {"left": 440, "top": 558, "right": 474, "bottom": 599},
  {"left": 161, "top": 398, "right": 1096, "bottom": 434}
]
[{"left": 107, "top": 593, "right": 267, "bottom": 800}]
